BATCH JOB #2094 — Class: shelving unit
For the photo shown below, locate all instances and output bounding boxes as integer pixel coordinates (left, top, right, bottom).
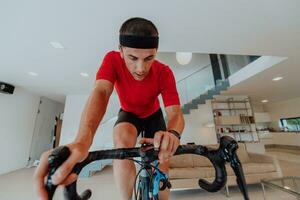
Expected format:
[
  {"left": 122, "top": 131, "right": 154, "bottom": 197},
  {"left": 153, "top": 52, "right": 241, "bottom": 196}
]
[{"left": 211, "top": 97, "right": 259, "bottom": 143}]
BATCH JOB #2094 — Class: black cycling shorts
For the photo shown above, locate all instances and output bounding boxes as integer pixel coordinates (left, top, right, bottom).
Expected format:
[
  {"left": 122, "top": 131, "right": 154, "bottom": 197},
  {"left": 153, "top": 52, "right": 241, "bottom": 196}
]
[{"left": 114, "top": 108, "right": 167, "bottom": 138}]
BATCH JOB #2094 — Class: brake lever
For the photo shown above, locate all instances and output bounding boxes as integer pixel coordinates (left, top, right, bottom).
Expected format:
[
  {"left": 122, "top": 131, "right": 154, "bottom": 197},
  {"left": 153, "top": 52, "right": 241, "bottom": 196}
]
[
  {"left": 45, "top": 146, "right": 71, "bottom": 200},
  {"left": 220, "top": 136, "right": 249, "bottom": 200}
]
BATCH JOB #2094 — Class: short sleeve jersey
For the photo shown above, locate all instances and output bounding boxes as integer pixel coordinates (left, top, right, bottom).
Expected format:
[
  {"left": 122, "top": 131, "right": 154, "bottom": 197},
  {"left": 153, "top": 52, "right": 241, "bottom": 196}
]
[{"left": 96, "top": 51, "right": 180, "bottom": 118}]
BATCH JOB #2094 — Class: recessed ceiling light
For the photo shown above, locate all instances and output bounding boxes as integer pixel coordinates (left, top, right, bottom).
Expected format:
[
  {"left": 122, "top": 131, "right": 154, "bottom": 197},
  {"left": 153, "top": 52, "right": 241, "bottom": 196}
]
[
  {"left": 50, "top": 42, "right": 65, "bottom": 49},
  {"left": 261, "top": 99, "right": 268, "bottom": 103},
  {"left": 272, "top": 76, "right": 283, "bottom": 81},
  {"left": 80, "top": 72, "right": 89, "bottom": 77},
  {"left": 28, "top": 72, "right": 38, "bottom": 76}
]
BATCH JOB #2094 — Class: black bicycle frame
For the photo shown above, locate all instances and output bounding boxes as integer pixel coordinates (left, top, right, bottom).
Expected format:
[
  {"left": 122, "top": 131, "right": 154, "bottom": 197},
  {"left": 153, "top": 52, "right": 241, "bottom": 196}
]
[
  {"left": 135, "top": 144, "right": 165, "bottom": 200},
  {"left": 45, "top": 136, "right": 250, "bottom": 200},
  {"left": 138, "top": 156, "right": 153, "bottom": 200}
]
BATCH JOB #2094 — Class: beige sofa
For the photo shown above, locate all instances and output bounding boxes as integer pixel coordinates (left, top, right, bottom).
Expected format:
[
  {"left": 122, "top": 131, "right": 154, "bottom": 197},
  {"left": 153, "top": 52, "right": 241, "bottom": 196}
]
[{"left": 169, "top": 143, "right": 282, "bottom": 191}]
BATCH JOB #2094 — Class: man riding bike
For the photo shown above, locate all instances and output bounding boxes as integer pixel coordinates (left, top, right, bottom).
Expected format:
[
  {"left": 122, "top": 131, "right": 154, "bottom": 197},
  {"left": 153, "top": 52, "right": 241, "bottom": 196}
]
[{"left": 34, "top": 17, "right": 184, "bottom": 200}]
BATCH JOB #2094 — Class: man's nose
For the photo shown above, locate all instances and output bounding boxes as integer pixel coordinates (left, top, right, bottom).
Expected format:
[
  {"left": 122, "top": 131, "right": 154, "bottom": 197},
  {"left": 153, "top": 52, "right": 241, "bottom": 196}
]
[{"left": 136, "top": 61, "right": 146, "bottom": 73}]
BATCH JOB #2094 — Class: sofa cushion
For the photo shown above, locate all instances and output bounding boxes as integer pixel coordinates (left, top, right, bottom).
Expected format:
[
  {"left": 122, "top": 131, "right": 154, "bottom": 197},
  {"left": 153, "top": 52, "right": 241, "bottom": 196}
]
[
  {"left": 208, "top": 143, "right": 250, "bottom": 163},
  {"left": 190, "top": 143, "right": 250, "bottom": 167},
  {"left": 169, "top": 167, "right": 210, "bottom": 179},
  {"left": 204, "top": 162, "right": 277, "bottom": 178},
  {"left": 192, "top": 154, "right": 213, "bottom": 167},
  {"left": 170, "top": 143, "right": 250, "bottom": 168},
  {"left": 169, "top": 154, "right": 193, "bottom": 168},
  {"left": 236, "top": 143, "right": 250, "bottom": 163},
  {"left": 235, "top": 162, "right": 276, "bottom": 175},
  {"left": 169, "top": 161, "right": 277, "bottom": 180}
]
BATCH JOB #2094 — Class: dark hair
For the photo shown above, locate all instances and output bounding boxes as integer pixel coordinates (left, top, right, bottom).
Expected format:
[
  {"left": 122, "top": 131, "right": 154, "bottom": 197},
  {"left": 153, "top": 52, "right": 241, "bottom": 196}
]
[{"left": 119, "top": 17, "right": 158, "bottom": 36}]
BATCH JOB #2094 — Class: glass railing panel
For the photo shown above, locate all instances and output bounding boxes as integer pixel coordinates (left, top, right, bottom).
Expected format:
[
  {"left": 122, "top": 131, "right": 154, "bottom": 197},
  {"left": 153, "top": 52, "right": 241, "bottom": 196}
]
[
  {"left": 177, "top": 64, "right": 214, "bottom": 105},
  {"left": 225, "top": 55, "right": 261, "bottom": 76}
]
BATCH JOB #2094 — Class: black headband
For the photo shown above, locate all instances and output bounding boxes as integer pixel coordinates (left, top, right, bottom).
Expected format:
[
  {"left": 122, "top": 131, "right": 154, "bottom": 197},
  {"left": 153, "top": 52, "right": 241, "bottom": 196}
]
[{"left": 119, "top": 35, "right": 159, "bottom": 49}]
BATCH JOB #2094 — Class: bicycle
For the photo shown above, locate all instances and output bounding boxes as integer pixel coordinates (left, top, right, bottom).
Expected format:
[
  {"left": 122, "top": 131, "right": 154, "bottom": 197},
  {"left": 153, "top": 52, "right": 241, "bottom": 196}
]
[{"left": 45, "top": 136, "right": 250, "bottom": 200}]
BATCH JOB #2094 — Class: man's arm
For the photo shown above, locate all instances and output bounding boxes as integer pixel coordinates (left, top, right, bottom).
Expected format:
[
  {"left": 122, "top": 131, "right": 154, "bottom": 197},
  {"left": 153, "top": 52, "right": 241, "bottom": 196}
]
[
  {"left": 34, "top": 79, "right": 113, "bottom": 200},
  {"left": 165, "top": 105, "right": 185, "bottom": 135},
  {"left": 74, "top": 79, "right": 114, "bottom": 149},
  {"left": 140, "top": 105, "right": 185, "bottom": 162},
  {"left": 154, "top": 105, "right": 185, "bottom": 161}
]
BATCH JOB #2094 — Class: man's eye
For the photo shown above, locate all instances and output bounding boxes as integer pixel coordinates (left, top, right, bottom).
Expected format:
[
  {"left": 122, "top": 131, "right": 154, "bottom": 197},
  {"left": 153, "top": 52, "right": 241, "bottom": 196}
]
[
  {"left": 145, "top": 57, "right": 153, "bottom": 61},
  {"left": 130, "top": 57, "right": 137, "bottom": 61}
]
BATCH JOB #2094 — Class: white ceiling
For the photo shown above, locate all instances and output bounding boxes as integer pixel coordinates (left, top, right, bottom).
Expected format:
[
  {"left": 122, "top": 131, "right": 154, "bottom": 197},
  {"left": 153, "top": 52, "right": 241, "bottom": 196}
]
[
  {"left": 0, "top": 0, "right": 299, "bottom": 103},
  {"left": 223, "top": 57, "right": 300, "bottom": 104}
]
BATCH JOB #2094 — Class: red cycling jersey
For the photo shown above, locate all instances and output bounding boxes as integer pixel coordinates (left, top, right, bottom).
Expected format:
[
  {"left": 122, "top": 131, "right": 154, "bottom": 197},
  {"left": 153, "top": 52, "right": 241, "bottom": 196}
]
[{"left": 96, "top": 51, "right": 180, "bottom": 118}]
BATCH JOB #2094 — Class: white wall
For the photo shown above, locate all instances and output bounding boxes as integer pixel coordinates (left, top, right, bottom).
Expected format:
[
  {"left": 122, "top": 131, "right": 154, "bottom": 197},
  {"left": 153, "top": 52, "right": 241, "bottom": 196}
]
[
  {"left": 0, "top": 87, "right": 40, "bottom": 175},
  {"left": 182, "top": 100, "right": 218, "bottom": 145},
  {"left": 264, "top": 96, "right": 300, "bottom": 131},
  {"left": 252, "top": 103, "right": 265, "bottom": 112},
  {"left": 270, "top": 132, "right": 300, "bottom": 147},
  {"left": 60, "top": 94, "right": 119, "bottom": 150},
  {"left": 156, "top": 52, "right": 211, "bottom": 81},
  {"left": 60, "top": 95, "right": 88, "bottom": 146}
]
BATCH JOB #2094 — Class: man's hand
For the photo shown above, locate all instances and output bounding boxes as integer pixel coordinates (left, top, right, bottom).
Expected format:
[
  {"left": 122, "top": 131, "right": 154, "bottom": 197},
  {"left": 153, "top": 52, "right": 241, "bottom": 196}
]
[
  {"left": 33, "top": 142, "right": 89, "bottom": 200},
  {"left": 139, "top": 131, "right": 180, "bottom": 163}
]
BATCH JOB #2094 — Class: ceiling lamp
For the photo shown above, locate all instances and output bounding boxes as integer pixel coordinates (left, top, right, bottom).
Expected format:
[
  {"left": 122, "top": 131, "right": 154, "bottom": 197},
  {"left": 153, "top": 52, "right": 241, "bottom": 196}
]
[{"left": 176, "top": 52, "right": 192, "bottom": 65}]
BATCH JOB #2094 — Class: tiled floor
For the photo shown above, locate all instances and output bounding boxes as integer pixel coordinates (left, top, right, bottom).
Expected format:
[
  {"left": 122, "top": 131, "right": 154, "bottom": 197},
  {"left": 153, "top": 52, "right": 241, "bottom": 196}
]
[{"left": 0, "top": 149, "right": 299, "bottom": 200}]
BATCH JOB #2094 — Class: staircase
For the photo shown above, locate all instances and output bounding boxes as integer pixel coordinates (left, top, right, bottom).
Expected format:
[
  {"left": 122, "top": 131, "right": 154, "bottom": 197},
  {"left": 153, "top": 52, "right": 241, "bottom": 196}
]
[{"left": 181, "top": 79, "right": 229, "bottom": 114}]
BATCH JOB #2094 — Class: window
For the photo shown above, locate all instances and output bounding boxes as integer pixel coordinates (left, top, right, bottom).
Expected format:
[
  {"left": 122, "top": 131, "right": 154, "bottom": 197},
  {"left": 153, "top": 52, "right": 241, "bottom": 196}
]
[{"left": 280, "top": 117, "right": 300, "bottom": 132}]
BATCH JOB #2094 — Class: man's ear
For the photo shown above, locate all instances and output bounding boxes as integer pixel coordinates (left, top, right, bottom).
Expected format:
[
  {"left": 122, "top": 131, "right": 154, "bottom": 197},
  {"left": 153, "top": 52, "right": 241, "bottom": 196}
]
[{"left": 119, "top": 45, "right": 124, "bottom": 59}]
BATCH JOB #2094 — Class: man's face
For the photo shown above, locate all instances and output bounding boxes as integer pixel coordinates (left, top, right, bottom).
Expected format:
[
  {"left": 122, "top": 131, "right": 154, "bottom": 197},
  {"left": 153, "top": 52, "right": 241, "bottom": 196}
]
[{"left": 120, "top": 46, "right": 157, "bottom": 81}]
